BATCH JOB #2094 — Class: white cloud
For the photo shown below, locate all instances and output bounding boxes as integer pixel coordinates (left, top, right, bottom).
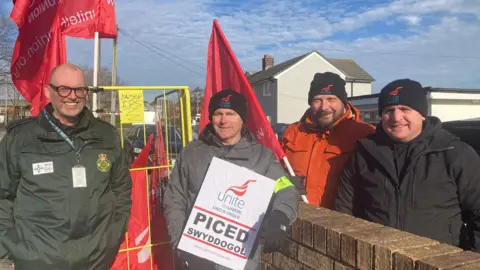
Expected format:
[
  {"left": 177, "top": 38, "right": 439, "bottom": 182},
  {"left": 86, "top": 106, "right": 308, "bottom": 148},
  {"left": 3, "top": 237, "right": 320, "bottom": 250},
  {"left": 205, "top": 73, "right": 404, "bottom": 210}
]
[
  {"left": 399, "top": 15, "right": 422, "bottom": 25},
  {"left": 62, "top": 0, "right": 480, "bottom": 93}
]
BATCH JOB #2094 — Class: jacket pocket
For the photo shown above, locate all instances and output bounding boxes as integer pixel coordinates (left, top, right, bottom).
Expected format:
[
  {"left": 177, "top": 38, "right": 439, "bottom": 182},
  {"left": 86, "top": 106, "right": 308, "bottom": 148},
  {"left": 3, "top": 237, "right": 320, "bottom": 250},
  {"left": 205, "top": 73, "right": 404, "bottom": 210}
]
[
  {"left": 283, "top": 141, "right": 311, "bottom": 175},
  {"left": 449, "top": 219, "right": 462, "bottom": 247}
]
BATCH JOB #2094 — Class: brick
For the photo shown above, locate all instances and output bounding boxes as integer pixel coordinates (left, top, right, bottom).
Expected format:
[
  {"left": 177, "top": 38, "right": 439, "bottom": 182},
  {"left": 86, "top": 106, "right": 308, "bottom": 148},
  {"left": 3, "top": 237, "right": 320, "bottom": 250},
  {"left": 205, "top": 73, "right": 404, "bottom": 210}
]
[
  {"left": 334, "top": 261, "right": 355, "bottom": 270},
  {"left": 326, "top": 217, "right": 382, "bottom": 261},
  {"left": 417, "top": 251, "right": 480, "bottom": 270},
  {"left": 341, "top": 226, "right": 415, "bottom": 269},
  {"left": 447, "top": 261, "right": 480, "bottom": 270},
  {"left": 273, "top": 252, "right": 302, "bottom": 270},
  {"left": 262, "top": 252, "right": 274, "bottom": 265},
  {"left": 291, "top": 219, "right": 303, "bottom": 242},
  {"left": 301, "top": 208, "right": 346, "bottom": 247},
  {"left": 393, "top": 244, "right": 462, "bottom": 270},
  {"left": 302, "top": 218, "right": 315, "bottom": 247},
  {"left": 306, "top": 215, "right": 356, "bottom": 254},
  {"left": 298, "top": 204, "right": 341, "bottom": 221},
  {"left": 279, "top": 238, "right": 298, "bottom": 260},
  {"left": 374, "top": 236, "right": 439, "bottom": 270},
  {"left": 298, "top": 245, "right": 334, "bottom": 270},
  {"left": 261, "top": 262, "right": 279, "bottom": 270}
]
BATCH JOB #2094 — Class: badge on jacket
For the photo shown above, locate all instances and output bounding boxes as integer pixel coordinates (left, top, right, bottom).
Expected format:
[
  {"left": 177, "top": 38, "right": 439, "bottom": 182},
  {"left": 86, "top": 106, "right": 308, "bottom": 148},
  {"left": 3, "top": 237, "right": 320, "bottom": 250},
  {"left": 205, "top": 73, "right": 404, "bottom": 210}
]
[{"left": 96, "top": 153, "right": 112, "bottom": 172}]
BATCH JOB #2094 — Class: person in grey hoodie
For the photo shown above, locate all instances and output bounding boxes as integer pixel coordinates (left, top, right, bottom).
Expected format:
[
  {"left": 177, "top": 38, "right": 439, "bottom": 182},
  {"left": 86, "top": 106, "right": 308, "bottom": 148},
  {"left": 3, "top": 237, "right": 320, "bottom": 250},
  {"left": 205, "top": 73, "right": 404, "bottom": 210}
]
[{"left": 163, "top": 89, "right": 300, "bottom": 270}]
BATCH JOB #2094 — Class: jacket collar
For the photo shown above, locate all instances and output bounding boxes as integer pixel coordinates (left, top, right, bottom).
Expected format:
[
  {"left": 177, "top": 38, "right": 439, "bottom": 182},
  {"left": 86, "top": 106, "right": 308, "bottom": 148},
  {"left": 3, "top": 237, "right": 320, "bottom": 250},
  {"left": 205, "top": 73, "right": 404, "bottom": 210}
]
[
  {"left": 199, "top": 123, "right": 255, "bottom": 149},
  {"left": 36, "top": 104, "right": 99, "bottom": 140}
]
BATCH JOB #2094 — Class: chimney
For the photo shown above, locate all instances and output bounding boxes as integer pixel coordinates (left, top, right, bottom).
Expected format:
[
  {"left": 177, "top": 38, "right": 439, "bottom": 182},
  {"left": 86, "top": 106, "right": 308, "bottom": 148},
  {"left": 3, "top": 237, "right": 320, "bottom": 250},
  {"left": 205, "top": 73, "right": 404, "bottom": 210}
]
[{"left": 262, "top": 54, "right": 274, "bottom": 70}]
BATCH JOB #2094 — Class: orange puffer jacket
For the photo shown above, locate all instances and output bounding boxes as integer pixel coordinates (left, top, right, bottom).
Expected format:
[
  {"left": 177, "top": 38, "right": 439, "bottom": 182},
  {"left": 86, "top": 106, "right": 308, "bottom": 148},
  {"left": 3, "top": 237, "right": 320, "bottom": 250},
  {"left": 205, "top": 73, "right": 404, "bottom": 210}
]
[{"left": 281, "top": 104, "right": 375, "bottom": 208}]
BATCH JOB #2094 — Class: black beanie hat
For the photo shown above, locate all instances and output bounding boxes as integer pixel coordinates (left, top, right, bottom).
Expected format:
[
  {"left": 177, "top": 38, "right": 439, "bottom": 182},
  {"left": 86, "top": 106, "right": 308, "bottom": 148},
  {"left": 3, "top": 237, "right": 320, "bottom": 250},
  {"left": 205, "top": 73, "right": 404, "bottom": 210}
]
[
  {"left": 208, "top": 89, "right": 247, "bottom": 122},
  {"left": 378, "top": 79, "right": 428, "bottom": 117},
  {"left": 308, "top": 72, "right": 347, "bottom": 104}
]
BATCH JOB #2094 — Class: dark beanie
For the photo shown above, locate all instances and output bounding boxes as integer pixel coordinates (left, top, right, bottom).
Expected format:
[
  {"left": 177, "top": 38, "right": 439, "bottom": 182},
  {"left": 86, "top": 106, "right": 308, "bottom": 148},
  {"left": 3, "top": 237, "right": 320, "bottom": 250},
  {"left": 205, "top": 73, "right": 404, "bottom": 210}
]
[
  {"left": 308, "top": 72, "right": 347, "bottom": 104},
  {"left": 378, "top": 79, "right": 428, "bottom": 116},
  {"left": 208, "top": 89, "right": 247, "bottom": 122}
]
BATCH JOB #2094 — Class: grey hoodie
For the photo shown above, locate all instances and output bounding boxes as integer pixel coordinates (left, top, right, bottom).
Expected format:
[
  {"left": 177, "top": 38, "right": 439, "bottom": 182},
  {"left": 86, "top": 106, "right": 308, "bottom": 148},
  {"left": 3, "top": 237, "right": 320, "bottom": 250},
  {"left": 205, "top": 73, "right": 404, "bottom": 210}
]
[{"left": 163, "top": 124, "right": 299, "bottom": 269}]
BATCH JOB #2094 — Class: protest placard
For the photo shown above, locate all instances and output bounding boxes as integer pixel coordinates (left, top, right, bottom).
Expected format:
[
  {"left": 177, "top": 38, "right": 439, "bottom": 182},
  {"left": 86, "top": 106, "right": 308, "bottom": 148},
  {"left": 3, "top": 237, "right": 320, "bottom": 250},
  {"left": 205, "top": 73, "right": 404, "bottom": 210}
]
[
  {"left": 177, "top": 157, "right": 276, "bottom": 270},
  {"left": 118, "top": 90, "right": 145, "bottom": 123}
]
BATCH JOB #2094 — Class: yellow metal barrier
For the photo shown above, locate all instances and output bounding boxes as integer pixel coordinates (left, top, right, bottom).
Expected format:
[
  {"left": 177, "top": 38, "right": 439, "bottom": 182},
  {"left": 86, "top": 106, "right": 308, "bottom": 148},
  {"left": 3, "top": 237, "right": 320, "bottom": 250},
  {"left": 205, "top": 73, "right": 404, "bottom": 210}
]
[{"left": 93, "top": 86, "right": 193, "bottom": 270}]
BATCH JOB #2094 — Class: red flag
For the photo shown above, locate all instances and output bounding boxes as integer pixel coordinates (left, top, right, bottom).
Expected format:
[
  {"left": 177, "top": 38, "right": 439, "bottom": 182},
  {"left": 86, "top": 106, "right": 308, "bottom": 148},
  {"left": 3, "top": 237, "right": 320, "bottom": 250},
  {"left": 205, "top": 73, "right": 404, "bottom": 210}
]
[
  {"left": 111, "top": 134, "right": 158, "bottom": 270},
  {"left": 199, "top": 19, "right": 285, "bottom": 160},
  {"left": 60, "top": 0, "right": 117, "bottom": 38},
  {"left": 150, "top": 121, "right": 176, "bottom": 270},
  {"left": 9, "top": 0, "right": 118, "bottom": 116},
  {"left": 10, "top": 0, "right": 67, "bottom": 115}
]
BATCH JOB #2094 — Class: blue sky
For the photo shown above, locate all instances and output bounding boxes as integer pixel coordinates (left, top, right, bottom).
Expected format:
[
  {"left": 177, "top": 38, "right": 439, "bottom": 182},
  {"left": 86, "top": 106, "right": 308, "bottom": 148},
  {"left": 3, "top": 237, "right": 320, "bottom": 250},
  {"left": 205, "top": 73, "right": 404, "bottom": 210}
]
[{"left": 2, "top": 0, "right": 480, "bottom": 97}]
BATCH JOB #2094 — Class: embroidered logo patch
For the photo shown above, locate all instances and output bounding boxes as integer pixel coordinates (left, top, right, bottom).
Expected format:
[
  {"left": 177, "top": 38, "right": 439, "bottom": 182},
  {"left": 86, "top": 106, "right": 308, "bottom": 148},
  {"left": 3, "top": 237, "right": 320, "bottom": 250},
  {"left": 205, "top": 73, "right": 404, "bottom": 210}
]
[
  {"left": 32, "top": 162, "right": 54, "bottom": 175},
  {"left": 96, "top": 153, "right": 111, "bottom": 173}
]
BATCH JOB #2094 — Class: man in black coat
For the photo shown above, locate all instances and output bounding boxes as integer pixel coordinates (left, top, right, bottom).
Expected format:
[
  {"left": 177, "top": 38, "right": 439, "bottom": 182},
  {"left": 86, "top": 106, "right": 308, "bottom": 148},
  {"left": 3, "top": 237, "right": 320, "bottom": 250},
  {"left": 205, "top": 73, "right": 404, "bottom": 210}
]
[{"left": 335, "top": 79, "right": 480, "bottom": 251}]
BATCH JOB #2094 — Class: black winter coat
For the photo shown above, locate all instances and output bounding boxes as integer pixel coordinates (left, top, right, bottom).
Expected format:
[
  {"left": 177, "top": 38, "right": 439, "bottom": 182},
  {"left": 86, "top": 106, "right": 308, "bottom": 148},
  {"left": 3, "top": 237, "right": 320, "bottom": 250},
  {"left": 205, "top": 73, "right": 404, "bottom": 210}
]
[
  {"left": 335, "top": 117, "right": 480, "bottom": 250},
  {"left": 0, "top": 105, "right": 132, "bottom": 269}
]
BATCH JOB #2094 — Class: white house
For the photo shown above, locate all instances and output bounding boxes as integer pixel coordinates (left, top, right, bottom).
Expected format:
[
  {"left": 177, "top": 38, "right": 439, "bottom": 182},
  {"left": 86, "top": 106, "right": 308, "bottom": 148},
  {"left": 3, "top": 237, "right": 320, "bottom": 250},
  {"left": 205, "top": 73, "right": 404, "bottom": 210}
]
[
  {"left": 247, "top": 51, "right": 375, "bottom": 125},
  {"left": 349, "top": 87, "right": 480, "bottom": 124}
]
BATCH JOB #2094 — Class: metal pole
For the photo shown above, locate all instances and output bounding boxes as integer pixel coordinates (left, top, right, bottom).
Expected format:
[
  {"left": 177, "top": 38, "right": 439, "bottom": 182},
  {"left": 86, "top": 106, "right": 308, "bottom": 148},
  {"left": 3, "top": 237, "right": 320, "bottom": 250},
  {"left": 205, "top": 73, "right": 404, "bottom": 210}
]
[
  {"left": 110, "top": 34, "right": 118, "bottom": 125},
  {"left": 3, "top": 76, "right": 7, "bottom": 126},
  {"left": 93, "top": 32, "right": 101, "bottom": 117}
]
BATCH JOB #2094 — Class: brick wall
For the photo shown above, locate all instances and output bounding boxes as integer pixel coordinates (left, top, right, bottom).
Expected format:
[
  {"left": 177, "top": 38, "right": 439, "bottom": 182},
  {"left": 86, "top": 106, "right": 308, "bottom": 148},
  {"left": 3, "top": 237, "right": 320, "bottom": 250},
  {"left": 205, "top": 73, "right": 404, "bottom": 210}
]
[{"left": 261, "top": 203, "right": 480, "bottom": 270}]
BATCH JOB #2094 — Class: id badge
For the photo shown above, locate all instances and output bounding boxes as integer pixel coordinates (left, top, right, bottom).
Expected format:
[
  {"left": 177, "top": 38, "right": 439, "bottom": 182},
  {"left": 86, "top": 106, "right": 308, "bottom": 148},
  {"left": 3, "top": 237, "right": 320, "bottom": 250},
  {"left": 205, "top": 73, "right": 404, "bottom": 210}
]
[{"left": 72, "top": 165, "right": 87, "bottom": 188}]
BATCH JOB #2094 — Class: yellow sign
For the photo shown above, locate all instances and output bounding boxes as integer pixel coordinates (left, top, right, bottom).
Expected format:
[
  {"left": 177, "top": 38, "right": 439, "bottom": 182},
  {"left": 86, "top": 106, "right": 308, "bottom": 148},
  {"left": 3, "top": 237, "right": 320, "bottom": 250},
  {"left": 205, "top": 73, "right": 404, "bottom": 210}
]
[{"left": 118, "top": 90, "right": 145, "bottom": 124}]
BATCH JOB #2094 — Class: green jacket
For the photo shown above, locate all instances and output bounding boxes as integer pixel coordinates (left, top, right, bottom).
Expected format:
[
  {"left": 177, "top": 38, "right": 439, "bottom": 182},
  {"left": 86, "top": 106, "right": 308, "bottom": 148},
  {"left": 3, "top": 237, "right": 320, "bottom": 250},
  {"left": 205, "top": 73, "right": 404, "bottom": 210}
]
[{"left": 0, "top": 105, "right": 132, "bottom": 270}]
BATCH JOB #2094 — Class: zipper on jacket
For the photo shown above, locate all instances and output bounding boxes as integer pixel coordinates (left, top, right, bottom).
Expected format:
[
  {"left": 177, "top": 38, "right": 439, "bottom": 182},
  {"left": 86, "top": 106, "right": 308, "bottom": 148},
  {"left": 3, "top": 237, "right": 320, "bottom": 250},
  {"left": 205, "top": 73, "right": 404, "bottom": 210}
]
[
  {"left": 411, "top": 166, "right": 417, "bottom": 206},
  {"left": 383, "top": 178, "right": 388, "bottom": 205},
  {"left": 304, "top": 139, "right": 319, "bottom": 189},
  {"left": 395, "top": 186, "right": 401, "bottom": 230}
]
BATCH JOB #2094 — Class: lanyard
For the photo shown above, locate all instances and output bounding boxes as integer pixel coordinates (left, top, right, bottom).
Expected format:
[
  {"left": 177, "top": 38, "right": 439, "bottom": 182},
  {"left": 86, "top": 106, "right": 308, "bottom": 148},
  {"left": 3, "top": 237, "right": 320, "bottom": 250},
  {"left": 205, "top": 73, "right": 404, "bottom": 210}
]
[{"left": 42, "top": 109, "right": 81, "bottom": 162}]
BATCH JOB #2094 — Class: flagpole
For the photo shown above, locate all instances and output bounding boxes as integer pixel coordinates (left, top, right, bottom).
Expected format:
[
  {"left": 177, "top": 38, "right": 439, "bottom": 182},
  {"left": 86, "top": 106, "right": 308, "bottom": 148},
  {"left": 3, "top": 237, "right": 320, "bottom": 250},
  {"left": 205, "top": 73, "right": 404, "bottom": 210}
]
[
  {"left": 93, "top": 32, "right": 101, "bottom": 117},
  {"left": 282, "top": 156, "right": 309, "bottom": 203},
  {"left": 110, "top": 32, "right": 118, "bottom": 125}
]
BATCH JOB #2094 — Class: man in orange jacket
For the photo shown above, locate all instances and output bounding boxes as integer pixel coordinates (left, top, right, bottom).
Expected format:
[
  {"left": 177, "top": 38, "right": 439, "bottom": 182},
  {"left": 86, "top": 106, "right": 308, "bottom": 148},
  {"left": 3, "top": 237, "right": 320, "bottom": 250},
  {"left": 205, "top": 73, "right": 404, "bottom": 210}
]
[{"left": 281, "top": 72, "right": 375, "bottom": 208}]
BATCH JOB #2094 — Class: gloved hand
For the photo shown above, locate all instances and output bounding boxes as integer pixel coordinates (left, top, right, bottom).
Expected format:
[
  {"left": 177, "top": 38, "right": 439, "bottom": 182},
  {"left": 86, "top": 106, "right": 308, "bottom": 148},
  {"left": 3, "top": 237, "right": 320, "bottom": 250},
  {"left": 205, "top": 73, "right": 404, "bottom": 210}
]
[
  {"left": 289, "top": 175, "right": 306, "bottom": 195},
  {"left": 261, "top": 210, "right": 289, "bottom": 253}
]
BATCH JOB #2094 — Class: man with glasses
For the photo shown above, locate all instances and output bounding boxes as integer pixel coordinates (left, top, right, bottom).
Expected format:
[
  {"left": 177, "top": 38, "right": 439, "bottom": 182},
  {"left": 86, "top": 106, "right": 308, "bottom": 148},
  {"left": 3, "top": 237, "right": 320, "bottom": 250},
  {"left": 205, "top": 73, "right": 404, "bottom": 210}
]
[{"left": 0, "top": 64, "right": 132, "bottom": 269}]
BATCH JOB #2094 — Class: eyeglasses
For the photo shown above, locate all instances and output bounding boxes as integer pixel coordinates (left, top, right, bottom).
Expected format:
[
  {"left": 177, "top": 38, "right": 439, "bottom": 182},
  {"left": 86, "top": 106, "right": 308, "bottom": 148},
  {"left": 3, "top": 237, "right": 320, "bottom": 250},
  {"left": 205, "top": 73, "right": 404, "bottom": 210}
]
[{"left": 49, "top": 84, "right": 89, "bottom": 98}]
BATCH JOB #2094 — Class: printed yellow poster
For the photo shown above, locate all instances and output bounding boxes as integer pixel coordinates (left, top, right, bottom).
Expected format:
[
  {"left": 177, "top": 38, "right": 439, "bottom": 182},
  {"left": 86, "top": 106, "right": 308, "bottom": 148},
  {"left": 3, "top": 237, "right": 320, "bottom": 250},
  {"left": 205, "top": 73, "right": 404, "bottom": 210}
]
[{"left": 118, "top": 90, "right": 145, "bottom": 124}]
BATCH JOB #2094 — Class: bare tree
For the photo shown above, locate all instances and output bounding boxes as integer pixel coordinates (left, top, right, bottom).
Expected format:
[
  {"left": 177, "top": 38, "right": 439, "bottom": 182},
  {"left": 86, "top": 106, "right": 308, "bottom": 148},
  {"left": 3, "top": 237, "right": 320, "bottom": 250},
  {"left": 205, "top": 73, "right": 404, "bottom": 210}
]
[
  {"left": 0, "top": 15, "right": 15, "bottom": 78},
  {"left": 78, "top": 65, "right": 126, "bottom": 111},
  {"left": 191, "top": 86, "right": 204, "bottom": 118}
]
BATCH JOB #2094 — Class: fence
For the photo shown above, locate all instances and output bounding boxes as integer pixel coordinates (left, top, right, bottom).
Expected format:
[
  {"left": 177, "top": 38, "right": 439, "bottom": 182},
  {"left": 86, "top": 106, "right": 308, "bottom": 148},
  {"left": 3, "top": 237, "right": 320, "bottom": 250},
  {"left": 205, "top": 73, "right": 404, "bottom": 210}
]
[{"left": 93, "top": 86, "right": 193, "bottom": 270}]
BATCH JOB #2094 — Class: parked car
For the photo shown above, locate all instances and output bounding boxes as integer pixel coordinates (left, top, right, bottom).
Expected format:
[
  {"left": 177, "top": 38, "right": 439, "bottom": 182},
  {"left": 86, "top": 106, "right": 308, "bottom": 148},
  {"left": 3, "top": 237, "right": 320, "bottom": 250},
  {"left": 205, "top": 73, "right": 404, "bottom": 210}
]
[
  {"left": 271, "top": 123, "right": 290, "bottom": 142},
  {"left": 124, "top": 124, "right": 184, "bottom": 160},
  {"left": 443, "top": 118, "right": 480, "bottom": 156}
]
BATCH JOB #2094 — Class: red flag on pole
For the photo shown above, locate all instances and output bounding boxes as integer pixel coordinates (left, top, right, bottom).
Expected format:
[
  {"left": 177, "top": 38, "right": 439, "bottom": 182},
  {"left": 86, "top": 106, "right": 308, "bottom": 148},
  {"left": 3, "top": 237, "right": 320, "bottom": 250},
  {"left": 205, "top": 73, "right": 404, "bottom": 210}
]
[
  {"left": 199, "top": 19, "right": 285, "bottom": 160},
  {"left": 60, "top": 0, "right": 118, "bottom": 38},
  {"left": 111, "top": 134, "right": 158, "bottom": 270},
  {"left": 10, "top": 0, "right": 67, "bottom": 116},
  {"left": 9, "top": 0, "right": 118, "bottom": 116},
  {"left": 150, "top": 120, "right": 176, "bottom": 270}
]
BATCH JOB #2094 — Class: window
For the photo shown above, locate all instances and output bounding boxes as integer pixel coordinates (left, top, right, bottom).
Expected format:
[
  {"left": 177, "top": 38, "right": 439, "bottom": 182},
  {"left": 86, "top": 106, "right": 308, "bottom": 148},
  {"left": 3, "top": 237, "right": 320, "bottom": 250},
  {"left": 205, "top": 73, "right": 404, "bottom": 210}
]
[{"left": 263, "top": 83, "right": 272, "bottom": 97}]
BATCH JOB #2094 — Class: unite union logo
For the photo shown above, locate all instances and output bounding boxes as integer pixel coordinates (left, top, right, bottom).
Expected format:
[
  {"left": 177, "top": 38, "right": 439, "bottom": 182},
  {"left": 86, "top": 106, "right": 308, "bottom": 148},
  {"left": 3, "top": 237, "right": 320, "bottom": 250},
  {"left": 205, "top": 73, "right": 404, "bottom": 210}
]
[
  {"left": 226, "top": 180, "right": 257, "bottom": 196},
  {"left": 389, "top": 86, "right": 402, "bottom": 96},
  {"left": 321, "top": 84, "right": 333, "bottom": 92},
  {"left": 388, "top": 86, "right": 402, "bottom": 103},
  {"left": 219, "top": 94, "right": 233, "bottom": 108}
]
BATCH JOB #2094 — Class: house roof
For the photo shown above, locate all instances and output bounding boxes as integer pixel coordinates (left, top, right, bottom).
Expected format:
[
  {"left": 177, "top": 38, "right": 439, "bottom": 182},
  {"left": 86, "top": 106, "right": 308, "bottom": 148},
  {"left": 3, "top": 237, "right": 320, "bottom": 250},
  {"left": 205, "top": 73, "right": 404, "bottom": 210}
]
[
  {"left": 247, "top": 53, "right": 308, "bottom": 85},
  {"left": 327, "top": 58, "right": 375, "bottom": 82},
  {"left": 247, "top": 51, "right": 375, "bottom": 85}
]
